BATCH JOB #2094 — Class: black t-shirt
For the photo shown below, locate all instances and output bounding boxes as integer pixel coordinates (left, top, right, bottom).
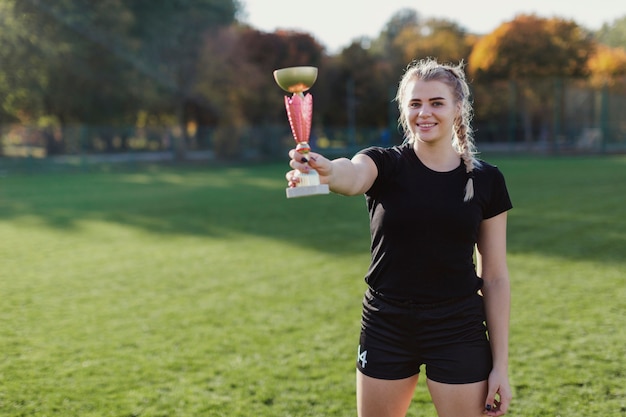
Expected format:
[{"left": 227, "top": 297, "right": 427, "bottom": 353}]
[{"left": 358, "top": 143, "right": 513, "bottom": 302}]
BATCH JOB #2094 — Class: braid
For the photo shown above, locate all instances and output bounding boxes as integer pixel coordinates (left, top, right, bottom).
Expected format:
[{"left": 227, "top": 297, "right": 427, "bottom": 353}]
[
  {"left": 455, "top": 120, "right": 477, "bottom": 202},
  {"left": 449, "top": 63, "right": 479, "bottom": 202}
]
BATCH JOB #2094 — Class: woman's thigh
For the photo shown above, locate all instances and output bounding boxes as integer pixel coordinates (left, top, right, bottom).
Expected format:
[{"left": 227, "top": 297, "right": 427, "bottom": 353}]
[
  {"left": 356, "top": 370, "right": 418, "bottom": 417},
  {"left": 427, "top": 378, "right": 488, "bottom": 417}
]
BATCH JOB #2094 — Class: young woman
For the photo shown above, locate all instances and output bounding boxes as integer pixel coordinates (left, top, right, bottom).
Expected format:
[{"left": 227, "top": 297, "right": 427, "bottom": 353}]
[{"left": 286, "top": 58, "right": 513, "bottom": 417}]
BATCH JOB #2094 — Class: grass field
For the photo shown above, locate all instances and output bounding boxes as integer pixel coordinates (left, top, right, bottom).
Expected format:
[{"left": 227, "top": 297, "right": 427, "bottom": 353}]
[{"left": 0, "top": 155, "right": 625, "bottom": 416}]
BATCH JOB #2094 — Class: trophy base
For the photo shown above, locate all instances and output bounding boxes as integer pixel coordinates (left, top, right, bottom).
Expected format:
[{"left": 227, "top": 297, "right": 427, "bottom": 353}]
[{"left": 286, "top": 184, "right": 330, "bottom": 198}]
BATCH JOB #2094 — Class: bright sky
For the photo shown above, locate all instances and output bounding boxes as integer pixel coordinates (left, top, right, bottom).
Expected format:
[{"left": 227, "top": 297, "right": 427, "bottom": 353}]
[{"left": 240, "top": 0, "right": 625, "bottom": 53}]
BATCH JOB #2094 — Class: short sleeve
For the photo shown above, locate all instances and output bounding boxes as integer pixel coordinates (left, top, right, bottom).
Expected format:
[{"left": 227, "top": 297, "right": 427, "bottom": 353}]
[
  {"left": 357, "top": 145, "right": 404, "bottom": 197},
  {"left": 483, "top": 166, "right": 513, "bottom": 219}
]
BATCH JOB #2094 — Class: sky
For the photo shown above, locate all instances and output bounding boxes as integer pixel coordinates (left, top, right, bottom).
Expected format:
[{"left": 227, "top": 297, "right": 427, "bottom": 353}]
[{"left": 240, "top": 0, "right": 625, "bottom": 53}]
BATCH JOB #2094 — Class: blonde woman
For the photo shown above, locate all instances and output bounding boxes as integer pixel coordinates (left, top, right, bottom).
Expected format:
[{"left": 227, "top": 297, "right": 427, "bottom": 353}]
[{"left": 287, "top": 58, "right": 512, "bottom": 417}]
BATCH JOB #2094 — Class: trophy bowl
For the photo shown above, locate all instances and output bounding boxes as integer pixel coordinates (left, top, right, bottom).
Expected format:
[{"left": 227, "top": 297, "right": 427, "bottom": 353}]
[{"left": 273, "top": 66, "right": 318, "bottom": 94}]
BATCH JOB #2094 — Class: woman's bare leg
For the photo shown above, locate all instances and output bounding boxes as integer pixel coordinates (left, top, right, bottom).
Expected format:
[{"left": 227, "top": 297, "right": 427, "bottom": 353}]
[
  {"left": 427, "top": 379, "right": 488, "bottom": 417},
  {"left": 356, "top": 370, "right": 419, "bottom": 417}
]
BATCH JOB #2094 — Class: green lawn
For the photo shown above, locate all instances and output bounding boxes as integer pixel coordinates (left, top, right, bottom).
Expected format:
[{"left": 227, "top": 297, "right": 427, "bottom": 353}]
[{"left": 0, "top": 155, "right": 625, "bottom": 416}]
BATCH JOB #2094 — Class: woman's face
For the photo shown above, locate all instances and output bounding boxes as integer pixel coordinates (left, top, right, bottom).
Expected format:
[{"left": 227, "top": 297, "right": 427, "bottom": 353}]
[{"left": 403, "top": 79, "right": 459, "bottom": 145}]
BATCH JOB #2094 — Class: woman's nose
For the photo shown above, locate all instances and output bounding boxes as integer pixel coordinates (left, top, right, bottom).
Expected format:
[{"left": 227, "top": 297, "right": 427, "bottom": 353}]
[{"left": 419, "top": 107, "right": 431, "bottom": 117}]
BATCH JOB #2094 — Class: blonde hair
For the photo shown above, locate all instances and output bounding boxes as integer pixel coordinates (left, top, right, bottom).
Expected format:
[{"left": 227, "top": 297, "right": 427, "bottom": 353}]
[{"left": 395, "top": 58, "right": 479, "bottom": 202}]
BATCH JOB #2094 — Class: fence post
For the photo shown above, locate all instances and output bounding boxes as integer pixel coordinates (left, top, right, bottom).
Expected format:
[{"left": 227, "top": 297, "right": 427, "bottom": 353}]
[
  {"left": 600, "top": 83, "right": 609, "bottom": 153},
  {"left": 80, "top": 125, "right": 88, "bottom": 171},
  {"left": 553, "top": 77, "right": 563, "bottom": 153},
  {"left": 347, "top": 77, "right": 356, "bottom": 149},
  {"left": 508, "top": 80, "right": 517, "bottom": 148}
]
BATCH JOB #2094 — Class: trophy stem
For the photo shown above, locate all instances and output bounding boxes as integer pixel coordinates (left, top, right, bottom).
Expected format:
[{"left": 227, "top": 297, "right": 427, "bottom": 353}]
[{"left": 274, "top": 66, "right": 329, "bottom": 198}]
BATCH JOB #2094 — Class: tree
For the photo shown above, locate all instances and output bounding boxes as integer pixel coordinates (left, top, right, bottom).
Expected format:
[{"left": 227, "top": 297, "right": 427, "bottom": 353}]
[
  {"left": 367, "top": 8, "right": 420, "bottom": 73},
  {"left": 125, "top": 0, "right": 240, "bottom": 159},
  {"left": 393, "top": 18, "right": 473, "bottom": 65},
  {"left": 0, "top": 0, "right": 142, "bottom": 153},
  {"left": 323, "top": 42, "right": 393, "bottom": 131},
  {"left": 0, "top": 0, "right": 45, "bottom": 124},
  {"left": 183, "top": 26, "right": 326, "bottom": 159},
  {"left": 380, "top": 8, "right": 420, "bottom": 42},
  {"left": 596, "top": 15, "right": 626, "bottom": 49},
  {"left": 233, "top": 28, "right": 324, "bottom": 126},
  {"left": 587, "top": 44, "right": 626, "bottom": 87},
  {"left": 0, "top": 0, "right": 240, "bottom": 156},
  {"left": 469, "top": 14, "right": 594, "bottom": 80},
  {"left": 468, "top": 14, "right": 596, "bottom": 145}
]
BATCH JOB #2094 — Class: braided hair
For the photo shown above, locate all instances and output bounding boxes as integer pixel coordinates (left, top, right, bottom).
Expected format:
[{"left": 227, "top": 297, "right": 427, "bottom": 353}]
[{"left": 395, "top": 58, "right": 480, "bottom": 202}]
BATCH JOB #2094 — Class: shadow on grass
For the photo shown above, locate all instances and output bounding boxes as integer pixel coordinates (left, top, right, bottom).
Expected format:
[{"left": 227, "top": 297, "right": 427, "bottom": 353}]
[
  {"left": 1, "top": 155, "right": 625, "bottom": 263},
  {"left": 0, "top": 162, "right": 371, "bottom": 256}
]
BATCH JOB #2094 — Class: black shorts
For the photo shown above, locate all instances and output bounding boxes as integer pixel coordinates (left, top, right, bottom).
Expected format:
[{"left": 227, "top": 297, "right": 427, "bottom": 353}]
[{"left": 356, "top": 288, "right": 492, "bottom": 384}]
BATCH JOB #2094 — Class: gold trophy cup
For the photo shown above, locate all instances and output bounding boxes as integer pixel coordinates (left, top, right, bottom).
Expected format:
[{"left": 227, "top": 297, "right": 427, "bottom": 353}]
[{"left": 274, "top": 66, "right": 329, "bottom": 198}]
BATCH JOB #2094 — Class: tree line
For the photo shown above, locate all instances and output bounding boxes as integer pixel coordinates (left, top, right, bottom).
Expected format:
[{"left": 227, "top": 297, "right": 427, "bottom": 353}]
[{"left": 1, "top": 0, "right": 625, "bottom": 159}]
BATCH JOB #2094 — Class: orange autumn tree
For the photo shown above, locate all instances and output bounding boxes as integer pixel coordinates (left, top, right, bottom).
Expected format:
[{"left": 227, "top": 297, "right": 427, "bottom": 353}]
[
  {"left": 587, "top": 44, "right": 626, "bottom": 88},
  {"left": 468, "top": 14, "right": 595, "bottom": 144},
  {"left": 469, "top": 14, "right": 593, "bottom": 79}
]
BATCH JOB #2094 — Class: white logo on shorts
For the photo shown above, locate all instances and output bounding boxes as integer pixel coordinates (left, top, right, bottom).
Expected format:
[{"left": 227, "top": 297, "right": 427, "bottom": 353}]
[{"left": 357, "top": 345, "right": 368, "bottom": 368}]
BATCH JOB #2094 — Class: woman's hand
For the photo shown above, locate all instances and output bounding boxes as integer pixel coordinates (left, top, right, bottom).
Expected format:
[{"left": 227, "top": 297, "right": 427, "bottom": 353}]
[
  {"left": 285, "top": 149, "right": 332, "bottom": 188},
  {"left": 286, "top": 148, "right": 377, "bottom": 196},
  {"left": 484, "top": 368, "right": 512, "bottom": 416}
]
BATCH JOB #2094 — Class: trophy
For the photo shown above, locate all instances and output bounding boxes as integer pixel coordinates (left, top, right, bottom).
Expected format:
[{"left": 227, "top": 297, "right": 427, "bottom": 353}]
[{"left": 274, "top": 66, "right": 330, "bottom": 198}]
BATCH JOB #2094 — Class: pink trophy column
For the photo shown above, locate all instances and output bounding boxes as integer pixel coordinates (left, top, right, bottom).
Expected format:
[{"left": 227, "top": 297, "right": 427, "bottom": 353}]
[{"left": 274, "top": 66, "right": 329, "bottom": 198}]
